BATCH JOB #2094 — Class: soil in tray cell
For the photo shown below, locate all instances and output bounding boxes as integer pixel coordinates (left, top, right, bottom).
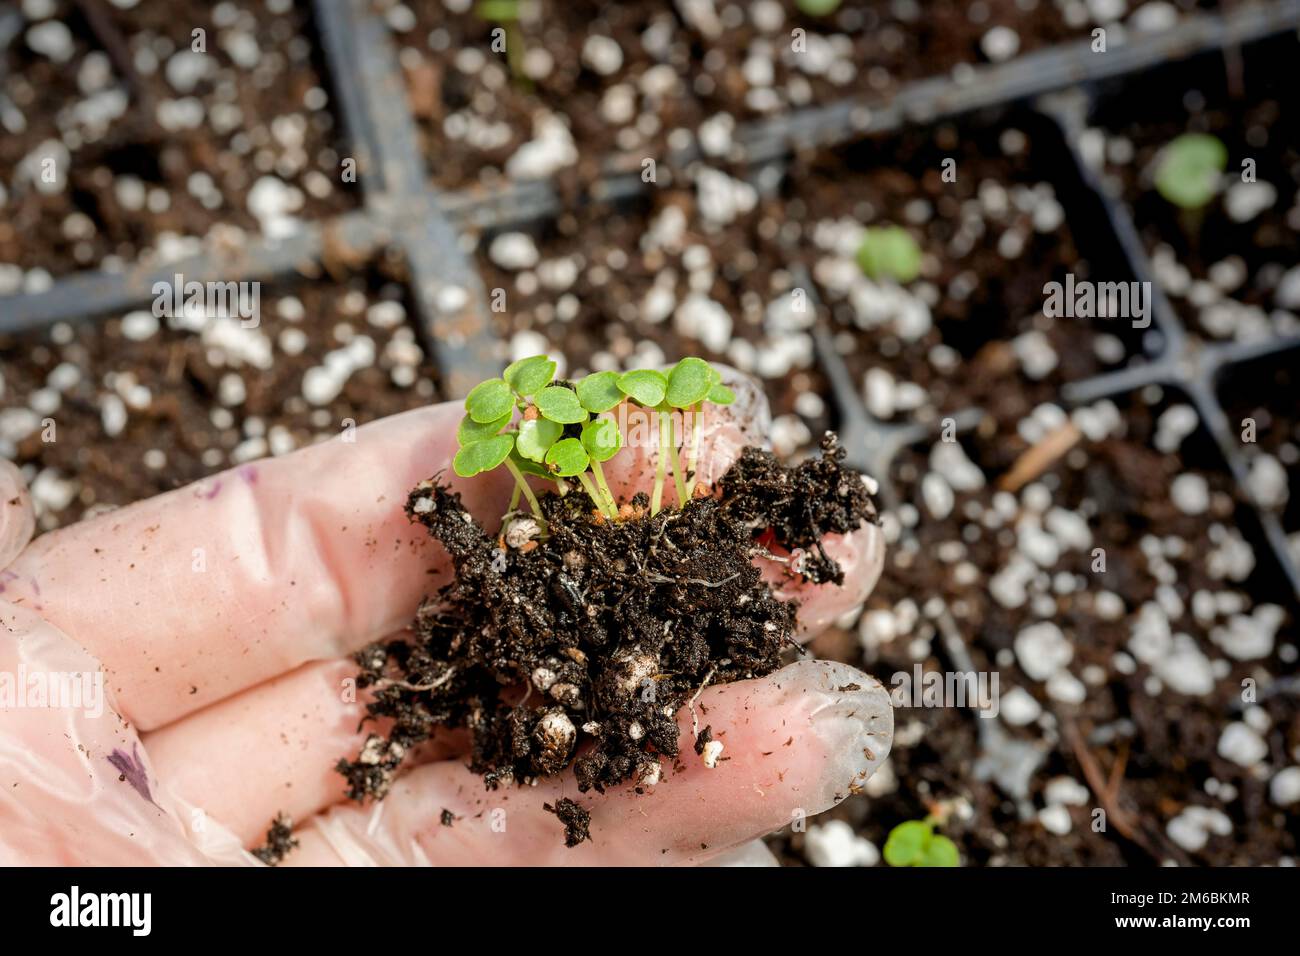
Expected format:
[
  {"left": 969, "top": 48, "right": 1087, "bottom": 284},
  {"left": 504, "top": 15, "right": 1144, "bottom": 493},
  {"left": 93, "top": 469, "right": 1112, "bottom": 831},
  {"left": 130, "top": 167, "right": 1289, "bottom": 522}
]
[
  {"left": 768, "top": 384, "right": 1300, "bottom": 866},
  {"left": 1085, "top": 33, "right": 1300, "bottom": 345},
  {"left": 1219, "top": 347, "right": 1300, "bottom": 564},
  {"left": 0, "top": 266, "right": 438, "bottom": 531},
  {"left": 781, "top": 112, "right": 1149, "bottom": 436},
  {"left": 387, "top": 0, "right": 1209, "bottom": 192},
  {"left": 0, "top": 0, "right": 357, "bottom": 281}
]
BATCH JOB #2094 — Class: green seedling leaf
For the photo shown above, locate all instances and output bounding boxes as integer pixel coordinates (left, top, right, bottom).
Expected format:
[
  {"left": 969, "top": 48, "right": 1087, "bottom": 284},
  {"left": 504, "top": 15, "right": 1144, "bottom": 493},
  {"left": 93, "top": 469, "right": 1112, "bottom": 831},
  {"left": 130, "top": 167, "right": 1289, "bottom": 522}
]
[
  {"left": 545, "top": 437, "right": 589, "bottom": 477},
  {"left": 581, "top": 417, "right": 622, "bottom": 462},
  {"left": 1155, "top": 133, "right": 1227, "bottom": 210},
  {"left": 465, "top": 378, "right": 514, "bottom": 424},
  {"left": 503, "top": 355, "right": 557, "bottom": 396},
  {"left": 883, "top": 820, "right": 932, "bottom": 867},
  {"left": 516, "top": 416, "right": 564, "bottom": 462},
  {"left": 796, "top": 0, "right": 841, "bottom": 15},
  {"left": 856, "top": 225, "right": 922, "bottom": 283},
  {"left": 665, "top": 357, "right": 713, "bottom": 408},
  {"left": 535, "top": 386, "right": 587, "bottom": 424},
  {"left": 457, "top": 411, "right": 512, "bottom": 446},
  {"left": 707, "top": 383, "right": 736, "bottom": 405},
  {"left": 618, "top": 369, "right": 668, "bottom": 407},
  {"left": 576, "top": 370, "right": 624, "bottom": 413},
  {"left": 510, "top": 451, "right": 551, "bottom": 478},
  {"left": 476, "top": 0, "right": 520, "bottom": 21},
  {"left": 921, "top": 834, "right": 960, "bottom": 867},
  {"left": 453, "top": 434, "right": 515, "bottom": 478}
]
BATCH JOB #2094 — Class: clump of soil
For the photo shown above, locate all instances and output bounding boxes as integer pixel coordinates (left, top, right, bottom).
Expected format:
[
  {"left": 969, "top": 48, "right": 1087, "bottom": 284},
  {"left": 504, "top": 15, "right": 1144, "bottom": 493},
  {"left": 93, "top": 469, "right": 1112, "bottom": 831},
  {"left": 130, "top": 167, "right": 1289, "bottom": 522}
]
[
  {"left": 544, "top": 798, "right": 592, "bottom": 848},
  {"left": 337, "top": 433, "right": 877, "bottom": 842},
  {"left": 251, "top": 813, "right": 298, "bottom": 867}
]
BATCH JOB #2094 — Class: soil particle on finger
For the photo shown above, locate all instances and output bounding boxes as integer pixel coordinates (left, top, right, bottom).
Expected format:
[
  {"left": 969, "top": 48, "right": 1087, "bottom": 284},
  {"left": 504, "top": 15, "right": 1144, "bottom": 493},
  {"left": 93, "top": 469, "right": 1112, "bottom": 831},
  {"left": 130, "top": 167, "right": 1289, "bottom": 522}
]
[
  {"left": 338, "top": 432, "right": 878, "bottom": 845},
  {"left": 544, "top": 798, "right": 591, "bottom": 849},
  {"left": 251, "top": 813, "right": 298, "bottom": 867},
  {"left": 694, "top": 725, "right": 713, "bottom": 756}
]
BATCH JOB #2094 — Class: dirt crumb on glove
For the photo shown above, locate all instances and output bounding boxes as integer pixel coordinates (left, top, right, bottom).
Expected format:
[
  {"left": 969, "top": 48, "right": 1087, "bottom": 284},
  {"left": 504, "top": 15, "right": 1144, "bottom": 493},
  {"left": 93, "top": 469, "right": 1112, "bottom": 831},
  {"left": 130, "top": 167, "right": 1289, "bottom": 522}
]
[
  {"left": 251, "top": 813, "right": 298, "bottom": 866},
  {"left": 544, "top": 798, "right": 592, "bottom": 848}
]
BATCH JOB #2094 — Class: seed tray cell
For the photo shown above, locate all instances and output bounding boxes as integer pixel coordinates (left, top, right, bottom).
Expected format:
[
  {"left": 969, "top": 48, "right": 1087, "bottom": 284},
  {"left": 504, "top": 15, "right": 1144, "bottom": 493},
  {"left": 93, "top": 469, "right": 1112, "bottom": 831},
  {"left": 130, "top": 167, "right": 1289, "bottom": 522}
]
[
  {"left": 1084, "top": 31, "right": 1300, "bottom": 347},
  {"left": 0, "top": 0, "right": 358, "bottom": 280},
  {"left": 0, "top": 259, "right": 439, "bottom": 531},
  {"left": 771, "top": 385, "right": 1299, "bottom": 866}
]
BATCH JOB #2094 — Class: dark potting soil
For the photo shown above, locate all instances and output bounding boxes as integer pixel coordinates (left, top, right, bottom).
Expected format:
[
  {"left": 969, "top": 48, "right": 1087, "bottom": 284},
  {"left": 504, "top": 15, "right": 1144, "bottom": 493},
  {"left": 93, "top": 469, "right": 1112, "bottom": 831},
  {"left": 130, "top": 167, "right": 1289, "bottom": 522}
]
[
  {"left": 783, "top": 114, "right": 1146, "bottom": 433},
  {"left": 544, "top": 797, "right": 592, "bottom": 847},
  {"left": 390, "top": 0, "right": 1204, "bottom": 192},
  {"left": 0, "top": 0, "right": 356, "bottom": 279},
  {"left": 1090, "top": 34, "right": 1300, "bottom": 343},
  {"left": 0, "top": 265, "right": 439, "bottom": 530},
  {"left": 1220, "top": 349, "right": 1300, "bottom": 541},
  {"left": 337, "top": 433, "right": 878, "bottom": 845},
  {"left": 250, "top": 812, "right": 299, "bottom": 866},
  {"left": 769, "top": 388, "right": 1299, "bottom": 866}
]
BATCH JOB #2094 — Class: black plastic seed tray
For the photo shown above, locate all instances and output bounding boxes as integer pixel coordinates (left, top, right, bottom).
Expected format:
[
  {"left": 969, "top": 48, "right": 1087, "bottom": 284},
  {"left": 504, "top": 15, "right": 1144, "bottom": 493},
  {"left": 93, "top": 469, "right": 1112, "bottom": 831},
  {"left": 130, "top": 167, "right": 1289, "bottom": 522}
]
[
  {"left": 804, "top": 35, "right": 1300, "bottom": 602},
  {"left": 6, "top": 2, "right": 1296, "bottom": 372},
  {"left": 2, "top": 0, "right": 1298, "bottom": 601}
]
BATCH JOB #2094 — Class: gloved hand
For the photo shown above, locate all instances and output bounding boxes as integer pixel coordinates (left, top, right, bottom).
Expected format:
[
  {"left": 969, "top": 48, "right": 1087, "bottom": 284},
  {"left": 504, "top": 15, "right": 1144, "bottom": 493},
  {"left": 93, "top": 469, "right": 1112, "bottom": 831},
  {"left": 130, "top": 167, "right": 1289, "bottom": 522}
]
[{"left": 0, "top": 371, "right": 892, "bottom": 865}]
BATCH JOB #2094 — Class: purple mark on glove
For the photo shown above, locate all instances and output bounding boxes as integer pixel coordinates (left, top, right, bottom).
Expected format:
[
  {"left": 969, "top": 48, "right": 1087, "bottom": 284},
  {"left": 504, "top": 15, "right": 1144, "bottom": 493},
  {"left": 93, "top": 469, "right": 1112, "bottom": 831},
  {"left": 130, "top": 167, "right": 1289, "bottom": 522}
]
[
  {"left": 107, "top": 743, "right": 155, "bottom": 805},
  {"left": 0, "top": 570, "right": 16, "bottom": 594},
  {"left": 198, "top": 479, "right": 222, "bottom": 500},
  {"left": 238, "top": 465, "right": 258, "bottom": 485}
]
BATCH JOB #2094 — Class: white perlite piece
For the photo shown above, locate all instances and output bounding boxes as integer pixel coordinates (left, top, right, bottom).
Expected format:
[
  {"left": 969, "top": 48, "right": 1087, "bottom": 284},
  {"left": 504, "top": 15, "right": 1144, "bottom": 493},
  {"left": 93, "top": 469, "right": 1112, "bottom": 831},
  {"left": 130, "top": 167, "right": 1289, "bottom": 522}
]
[
  {"left": 1166, "top": 806, "right": 1232, "bottom": 853},
  {"left": 999, "top": 687, "right": 1042, "bottom": 727},
  {"left": 1038, "top": 804, "right": 1072, "bottom": 835},
  {"left": 505, "top": 112, "right": 578, "bottom": 180},
  {"left": 26, "top": 20, "right": 73, "bottom": 62},
  {"left": 804, "top": 820, "right": 880, "bottom": 867},
  {"left": 1269, "top": 766, "right": 1300, "bottom": 806},
  {"left": 673, "top": 293, "right": 732, "bottom": 353},
  {"left": 1170, "top": 473, "right": 1210, "bottom": 515},
  {"left": 695, "top": 167, "right": 757, "bottom": 225},
  {"left": 504, "top": 516, "right": 542, "bottom": 549},
  {"left": 1224, "top": 180, "right": 1277, "bottom": 223},
  {"left": 980, "top": 26, "right": 1020, "bottom": 62},
  {"left": 1045, "top": 776, "right": 1091, "bottom": 807},
  {"left": 488, "top": 231, "right": 539, "bottom": 270},
  {"left": 581, "top": 35, "right": 623, "bottom": 76},
  {"left": 1217, "top": 722, "right": 1268, "bottom": 768},
  {"left": 1246, "top": 454, "right": 1289, "bottom": 511},
  {"left": 1210, "top": 604, "right": 1284, "bottom": 661},
  {"left": 921, "top": 472, "right": 955, "bottom": 521},
  {"left": 1014, "top": 622, "right": 1073, "bottom": 681},
  {"left": 701, "top": 740, "right": 724, "bottom": 768}
]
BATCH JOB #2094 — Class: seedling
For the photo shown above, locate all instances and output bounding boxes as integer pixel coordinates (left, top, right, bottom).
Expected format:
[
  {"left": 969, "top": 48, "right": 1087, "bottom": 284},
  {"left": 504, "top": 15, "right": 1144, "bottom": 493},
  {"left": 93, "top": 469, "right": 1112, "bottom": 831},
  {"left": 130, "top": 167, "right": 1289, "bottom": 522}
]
[
  {"left": 856, "top": 225, "right": 923, "bottom": 283},
  {"left": 345, "top": 402, "right": 882, "bottom": 847},
  {"left": 883, "top": 817, "right": 960, "bottom": 867},
  {"left": 454, "top": 355, "right": 736, "bottom": 524},
  {"left": 1154, "top": 133, "right": 1227, "bottom": 211}
]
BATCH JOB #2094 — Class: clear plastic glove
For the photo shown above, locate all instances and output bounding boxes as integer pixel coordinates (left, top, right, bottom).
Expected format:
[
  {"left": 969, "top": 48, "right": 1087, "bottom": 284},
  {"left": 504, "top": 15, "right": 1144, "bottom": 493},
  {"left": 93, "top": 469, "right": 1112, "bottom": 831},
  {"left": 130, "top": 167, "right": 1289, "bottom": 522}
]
[{"left": 0, "top": 371, "right": 892, "bottom": 866}]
